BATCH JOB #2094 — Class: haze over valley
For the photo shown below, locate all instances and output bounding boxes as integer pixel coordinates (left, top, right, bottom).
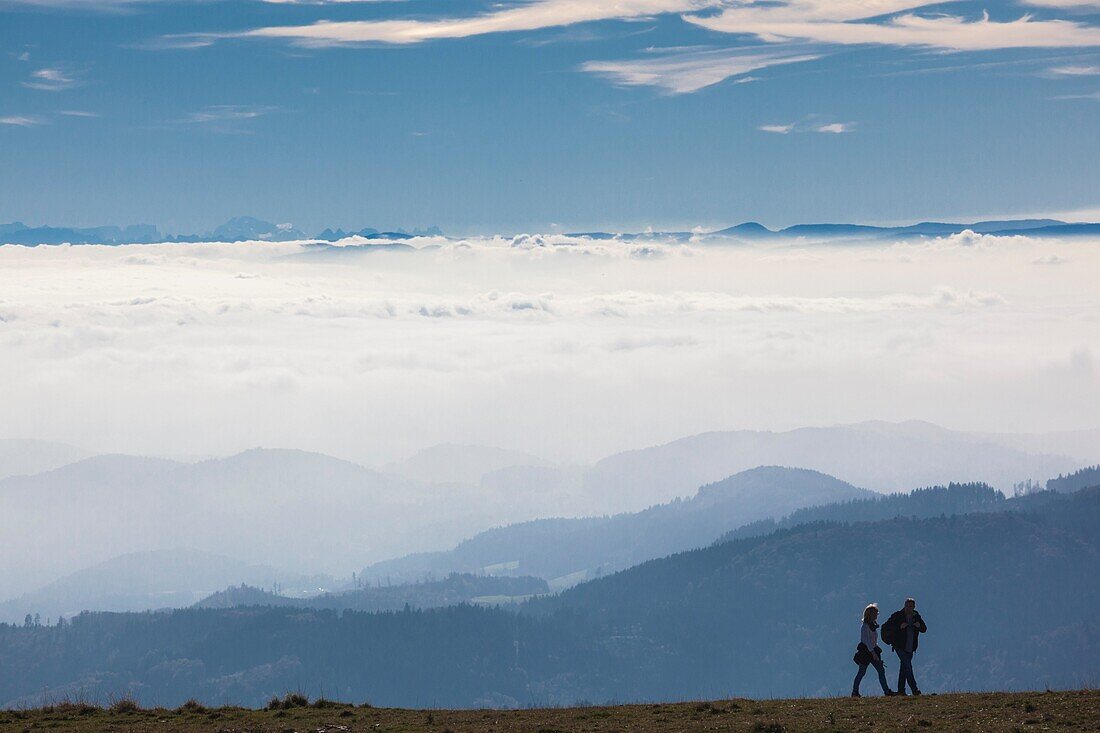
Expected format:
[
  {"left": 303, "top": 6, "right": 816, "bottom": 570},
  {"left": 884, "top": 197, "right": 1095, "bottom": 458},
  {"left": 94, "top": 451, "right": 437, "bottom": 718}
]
[{"left": 2, "top": 228, "right": 1098, "bottom": 621}]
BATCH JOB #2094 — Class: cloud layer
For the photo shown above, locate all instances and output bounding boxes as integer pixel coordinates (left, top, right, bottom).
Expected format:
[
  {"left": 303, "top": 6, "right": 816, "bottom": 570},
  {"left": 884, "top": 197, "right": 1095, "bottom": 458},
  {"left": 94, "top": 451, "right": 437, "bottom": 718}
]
[{"left": 1, "top": 234, "right": 1097, "bottom": 464}]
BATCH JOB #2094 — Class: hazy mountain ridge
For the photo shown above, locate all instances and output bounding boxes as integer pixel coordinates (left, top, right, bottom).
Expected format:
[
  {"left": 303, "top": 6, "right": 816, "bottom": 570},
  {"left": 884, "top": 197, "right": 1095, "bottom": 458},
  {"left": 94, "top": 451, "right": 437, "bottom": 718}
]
[
  {"left": 2, "top": 488, "right": 1094, "bottom": 708},
  {"left": 0, "top": 439, "right": 87, "bottom": 481},
  {"left": 4, "top": 217, "right": 1096, "bottom": 246},
  {"left": 357, "top": 467, "right": 872, "bottom": 587},
  {"left": 718, "top": 482, "right": 1006, "bottom": 542},
  {"left": 580, "top": 421, "right": 1083, "bottom": 509},
  {"left": 385, "top": 444, "right": 552, "bottom": 486},
  {"left": 0, "top": 550, "right": 307, "bottom": 625},
  {"left": 0, "top": 217, "right": 444, "bottom": 245},
  {"left": 0, "top": 448, "right": 559, "bottom": 599},
  {"left": 1, "top": 421, "right": 1091, "bottom": 612}
]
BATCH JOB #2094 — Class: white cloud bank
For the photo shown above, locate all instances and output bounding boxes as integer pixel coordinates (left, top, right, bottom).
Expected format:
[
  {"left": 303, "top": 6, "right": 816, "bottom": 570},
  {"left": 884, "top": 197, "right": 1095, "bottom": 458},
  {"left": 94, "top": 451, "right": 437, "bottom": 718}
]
[{"left": 1, "top": 234, "right": 1098, "bottom": 464}]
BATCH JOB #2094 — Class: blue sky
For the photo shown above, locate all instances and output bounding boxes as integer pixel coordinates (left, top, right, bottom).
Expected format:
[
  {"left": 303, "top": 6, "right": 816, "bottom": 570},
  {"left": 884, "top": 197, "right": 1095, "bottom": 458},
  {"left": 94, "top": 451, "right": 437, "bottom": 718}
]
[{"left": 2, "top": 0, "right": 1099, "bottom": 233}]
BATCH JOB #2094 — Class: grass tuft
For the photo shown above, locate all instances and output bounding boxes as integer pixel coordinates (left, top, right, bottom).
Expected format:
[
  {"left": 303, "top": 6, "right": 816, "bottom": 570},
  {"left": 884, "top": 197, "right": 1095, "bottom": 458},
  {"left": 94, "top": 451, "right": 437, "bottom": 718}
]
[{"left": 107, "top": 696, "right": 140, "bottom": 714}]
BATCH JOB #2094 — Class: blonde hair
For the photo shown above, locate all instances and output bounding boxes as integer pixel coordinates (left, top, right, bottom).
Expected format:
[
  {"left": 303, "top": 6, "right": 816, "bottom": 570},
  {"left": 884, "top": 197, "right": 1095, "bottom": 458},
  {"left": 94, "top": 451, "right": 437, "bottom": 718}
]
[{"left": 862, "top": 603, "right": 879, "bottom": 624}]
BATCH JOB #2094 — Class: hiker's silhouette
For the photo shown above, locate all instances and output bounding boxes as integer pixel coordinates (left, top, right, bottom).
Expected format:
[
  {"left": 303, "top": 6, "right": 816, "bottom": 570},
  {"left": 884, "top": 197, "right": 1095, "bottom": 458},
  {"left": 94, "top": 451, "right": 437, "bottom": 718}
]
[
  {"left": 881, "top": 597, "right": 928, "bottom": 695},
  {"left": 851, "top": 603, "right": 894, "bottom": 697}
]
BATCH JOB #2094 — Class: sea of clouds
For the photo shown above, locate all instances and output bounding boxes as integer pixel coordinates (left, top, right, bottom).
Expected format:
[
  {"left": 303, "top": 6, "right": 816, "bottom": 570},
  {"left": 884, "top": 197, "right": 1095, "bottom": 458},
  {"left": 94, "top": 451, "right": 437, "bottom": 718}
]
[{"left": 1, "top": 232, "right": 1097, "bottom": 464}]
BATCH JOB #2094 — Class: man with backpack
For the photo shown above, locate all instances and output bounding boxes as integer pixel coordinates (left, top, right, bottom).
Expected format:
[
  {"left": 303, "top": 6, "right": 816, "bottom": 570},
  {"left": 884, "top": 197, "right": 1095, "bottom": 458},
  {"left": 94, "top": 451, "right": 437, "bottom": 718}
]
[{"left": 881, "top": 597, "right": 928, "bottom": 695}]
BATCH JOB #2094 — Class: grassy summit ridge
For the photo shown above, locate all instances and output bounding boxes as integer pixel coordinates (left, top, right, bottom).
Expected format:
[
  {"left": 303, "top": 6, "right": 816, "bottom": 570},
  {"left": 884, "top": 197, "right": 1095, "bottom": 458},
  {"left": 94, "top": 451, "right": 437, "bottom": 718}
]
[{"left": 1, "top": 690, "right": 1096, "bottom": 733}]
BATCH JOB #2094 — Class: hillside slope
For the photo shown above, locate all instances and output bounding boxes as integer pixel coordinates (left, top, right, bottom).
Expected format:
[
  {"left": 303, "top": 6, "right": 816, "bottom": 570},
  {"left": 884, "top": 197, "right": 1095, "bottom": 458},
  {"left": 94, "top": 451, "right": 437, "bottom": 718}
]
[
  {"left": 2, "top": 489, "right": 1095, "bottom": 708},
  {"left": 358, "top": 466, "right": 871, "bottom": 586},
  {"left": 195, "top": 573, "right": 548, "bottom": 612}
]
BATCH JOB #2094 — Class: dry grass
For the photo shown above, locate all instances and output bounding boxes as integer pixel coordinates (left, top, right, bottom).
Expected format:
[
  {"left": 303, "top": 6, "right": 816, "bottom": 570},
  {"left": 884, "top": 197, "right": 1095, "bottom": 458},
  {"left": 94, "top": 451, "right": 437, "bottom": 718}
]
[{"left": 0, "top": 690, "right": 1096, "bottom": 733}]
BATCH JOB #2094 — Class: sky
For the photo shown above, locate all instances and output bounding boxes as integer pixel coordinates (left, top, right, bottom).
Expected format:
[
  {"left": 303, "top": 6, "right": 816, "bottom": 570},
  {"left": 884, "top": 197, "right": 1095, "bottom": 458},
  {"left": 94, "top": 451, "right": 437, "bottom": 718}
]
[
  {"left": 1, "top": 233, "right": 1097, "bottom": 464},
  {"left": 1, "top": 0, "right": 1099, "bottom": 234}
]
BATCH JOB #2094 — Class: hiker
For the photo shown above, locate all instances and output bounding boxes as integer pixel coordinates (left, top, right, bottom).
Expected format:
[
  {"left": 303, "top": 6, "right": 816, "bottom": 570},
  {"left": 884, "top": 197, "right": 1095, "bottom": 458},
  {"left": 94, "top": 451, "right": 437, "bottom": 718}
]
[
  {"left": 882, "top": 597, "right": 928, "bottom": 695},
  {"left": 851, "top": 603, "right": 894, "bottom": 697}
]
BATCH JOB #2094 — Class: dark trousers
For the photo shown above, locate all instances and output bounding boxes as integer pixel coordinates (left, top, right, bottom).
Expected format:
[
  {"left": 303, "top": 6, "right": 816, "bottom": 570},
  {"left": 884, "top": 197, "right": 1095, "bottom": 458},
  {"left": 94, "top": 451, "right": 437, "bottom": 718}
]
[
  {"left": 895, "top": 648, "right": 919, "bottom": 693},
  {"left": 852, "top": 656, "right": 891, "bottom": 695}
]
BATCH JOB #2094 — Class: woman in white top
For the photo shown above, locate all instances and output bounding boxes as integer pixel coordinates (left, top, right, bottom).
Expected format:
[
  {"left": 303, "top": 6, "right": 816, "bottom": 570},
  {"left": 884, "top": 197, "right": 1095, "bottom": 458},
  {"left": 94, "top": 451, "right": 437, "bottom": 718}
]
[{"left": 852, "top": 603, "right": 894, "bottom": 697}]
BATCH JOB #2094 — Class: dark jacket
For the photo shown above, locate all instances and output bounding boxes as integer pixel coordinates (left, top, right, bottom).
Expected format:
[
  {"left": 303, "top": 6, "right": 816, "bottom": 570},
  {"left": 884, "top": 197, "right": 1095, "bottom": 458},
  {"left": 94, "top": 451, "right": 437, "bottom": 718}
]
[{"left": 883, "top": 610, "right": 927, "bottom": 651}]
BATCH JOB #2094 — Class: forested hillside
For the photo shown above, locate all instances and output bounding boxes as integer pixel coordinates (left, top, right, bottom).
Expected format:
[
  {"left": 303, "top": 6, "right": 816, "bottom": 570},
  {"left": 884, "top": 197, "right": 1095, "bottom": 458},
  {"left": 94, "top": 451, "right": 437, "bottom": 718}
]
[
  {"left": 1046, "top": 465, "right": 1100, "bottom": 493},
  {"left": 1, "top": 488, "right": 1095, "bottom": 709},
  {"left": 719, "top": 482, "right": 1005, "bottom": 541},
  {"left": 195, "top": 574, "right": 547, "bottom": 612}
]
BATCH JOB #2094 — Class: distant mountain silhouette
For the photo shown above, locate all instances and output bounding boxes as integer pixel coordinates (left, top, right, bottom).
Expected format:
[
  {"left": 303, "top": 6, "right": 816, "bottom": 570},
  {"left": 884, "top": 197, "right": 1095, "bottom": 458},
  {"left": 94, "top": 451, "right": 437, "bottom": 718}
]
[
  {"left": 316, "top": 227, "right": 382, "bottom": 241},
  {"left": 3, "top": 216, "right": 1094, "bottom": 245},
  {"left": 712, "top": 221, "right": 773, "bottom": 237},
  {"left": 387, "top": 444, "right": 550, "bottom": 485},
  {"left": 990, "top": 222, "right": 1100, "bottom": 237},
  {"left": 578, "top": 421, "right": 1082, "bottom": 509},
  {"left": 209, "top": 216, "right": 306, "bottom": 242},
  {"left": 0, "top": 223, "right": 160, "bottom": 245},
  {"left": 0, "top": 549, "right": 294, "bottom": 624},
  {"left": 0, "top": 448, "right": 554, "bottom": 599},
  {"left": 357, "top": 466, "right": 871, "bottom": 587},
  {"left": 706, "top": 218, "right": 1091, "bottom": 241},
  {"left": 0, "top": 439, "right": 85, "bottom": 481}
]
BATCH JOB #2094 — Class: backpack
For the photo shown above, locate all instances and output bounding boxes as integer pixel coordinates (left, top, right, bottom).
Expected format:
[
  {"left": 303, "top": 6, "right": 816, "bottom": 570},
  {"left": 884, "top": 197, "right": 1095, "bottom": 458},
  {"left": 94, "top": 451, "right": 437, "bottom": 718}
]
[{"left": 880, "top": 615, "right": 898, "bottom": 646}]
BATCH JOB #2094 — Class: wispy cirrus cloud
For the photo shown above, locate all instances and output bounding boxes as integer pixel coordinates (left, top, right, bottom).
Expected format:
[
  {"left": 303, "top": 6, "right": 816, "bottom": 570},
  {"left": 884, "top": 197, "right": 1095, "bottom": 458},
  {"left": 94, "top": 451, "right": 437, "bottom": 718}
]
[
  {"left": 179, "top": 105, "right": 276, "bottom": 124},
  {"left": 686, "top": 5, "right": 1100, "bottom": 52},
  {"left": 225, "top": 0, "right": 1100, "bottom": 53},
  {"left": 171, "top": 105, "right": 277, "bottom": 134},
  {"left": 260, "top": 0, "right": 410, "bottom": 4},
  {"left": 22, "top": 67, "right": 80, "bottom": 91},
  {"left": 1022, "top": 0, "right": 1100, "bottom": 8},
  {"left": 216, "top": 0, "right": 720, "bottom": 46},
  {"left": 581, "top": 47, "right": 820, "bottom": 94},
  {"left": 0, "top": 115, "right": 46, "bottom": 126},
  {"left": 760, "top": 118, "right": 854, "bottom": 134},
  {"left": 1048, "top": 64, "right": 1100, "bottom": 75},
  {"left": 172, "top": 0, "right": 1100, "bottom": 99},
  {"left": 1053, "top": 89, "right": 1100, "bottom": 99},
  {"left": 815, "top": 122, "right": 853, "bottom": 133}
]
